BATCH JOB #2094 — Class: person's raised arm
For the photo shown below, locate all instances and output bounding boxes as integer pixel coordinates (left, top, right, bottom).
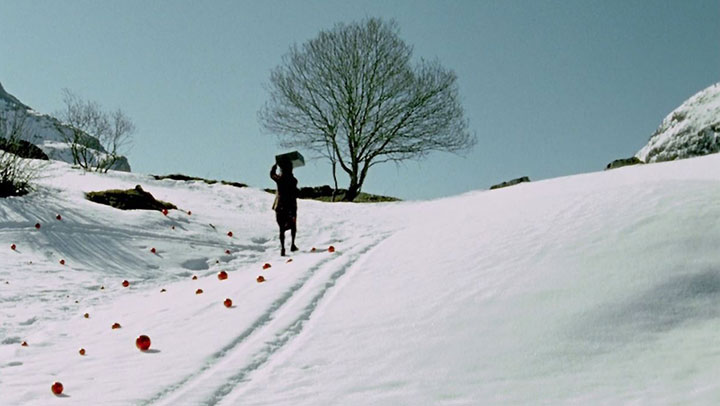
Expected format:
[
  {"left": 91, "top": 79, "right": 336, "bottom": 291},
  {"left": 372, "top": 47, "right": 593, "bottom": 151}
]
[{"left": 270, "top": 164, "right": 280, "bottom": 181}]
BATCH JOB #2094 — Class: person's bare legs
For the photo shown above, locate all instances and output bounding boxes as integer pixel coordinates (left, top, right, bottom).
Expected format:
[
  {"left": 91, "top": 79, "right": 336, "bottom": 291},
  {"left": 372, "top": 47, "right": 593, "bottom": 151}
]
[
  {"left": 290, "top": 224, "right": 298, "bottom": 252},
  {"left": 279, "top": 229, "right": 286, "bottom": 256}
]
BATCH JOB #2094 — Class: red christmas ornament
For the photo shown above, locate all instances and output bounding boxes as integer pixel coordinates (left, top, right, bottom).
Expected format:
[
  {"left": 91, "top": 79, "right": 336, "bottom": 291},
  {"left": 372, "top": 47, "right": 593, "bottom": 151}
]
[
  {"left": 51, "top": 381, "right": 64, "bottom": 395},
  {"left": 224, "top": 298, "right": 233, "bottom": 308},
  {"left": 328, "top": 246, "right": 335, "bottom": 253},
  {"left": 10, "top": 244, "right": 16, "bottom": 250},
  {"left": 59, "top": 259, "right": 65, "bottom": 265},
  {"left": 35, "top": 223, "right": 41, "bottom": 229},
  {"left": 263, "top": 263, "right": 271, "bottom": 270},
  {"left": 196, "top": 288, "right": 204, "bottom": 294},
  {"left": 79, "top": 348, "right": 86, "bottom": 356},
  {"left": 150, "top": 247, "right": 157, "bottom": 254},
  {"left": 227, "top": 231, "right": 233, "bottom": 237},
  {"left": 136, "top": 335, "right": 151, "bottom": 351},
  {"left": 122, "top": 280, "right": 130, "bottom": 288},
  {"left": 162, "top": 209, "right": 168, "bottom": 216},
  {"left": 111, "top": 322, "right": 121, "bottom": 329},
  {"left": 217, "top": 271, "right": 228, "bottom": 280},
  {"left": 56, "top": 214, "right": 62, "bottom": 221},
  {"left": 256, "top": 275, "right": 266, "bottom": 283}
]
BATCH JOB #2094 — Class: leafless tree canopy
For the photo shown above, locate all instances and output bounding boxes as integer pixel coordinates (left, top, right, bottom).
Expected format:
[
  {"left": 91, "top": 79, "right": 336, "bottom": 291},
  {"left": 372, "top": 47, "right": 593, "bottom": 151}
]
[
  {"left": 0, "top": 110, "right": 45, "bottom": 197},
  {"left": 259, "top": 18, "right": 475, "bottom": 201},
  {"left": 58, "top": 89, "right": 135, "bottom": 172}
]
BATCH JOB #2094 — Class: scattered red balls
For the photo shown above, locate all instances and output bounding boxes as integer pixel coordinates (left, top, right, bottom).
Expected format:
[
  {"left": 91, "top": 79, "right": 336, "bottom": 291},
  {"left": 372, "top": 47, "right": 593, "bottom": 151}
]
[
  {"left": 35, "top": 223, "right": 41, "bottom": 229},
  {"left": 59, "top": 259, "right": 65, "bottom": 265},
  {"left": 111, "top": 322, "right": 121, "bottom": 329},
  {"left": 227, "top": 231, "right": 233, "bottom": 237},
  {"left": 150, "top": 247, "right": 157, "bottom": 254},
  {"left": 51, "top": 381, "right": 64, "bottom": 395},
  {"left": 263, "top": 263, "right": 272, "bottom": 270},
  {"left": 217, "top": 271, "right": 228, "bottom": 280},
  {"left": 328, "top": 246, "right": 335, "bottom": 253},
  {"left": 10, "top": 244, "right": 16, "bottom": 251},
  {"left": 56, "top": 214, "right": 62, "bottom": 221},
  {"left": 196, "top": 288, "right": 204, "bottom": 294},
  {"left": 162, "top": 209, "right": 168, "bottom": 216},
  {"left": 122, "top": 280, "right": 130, "bottom": 287},
  {"left": 224, "top": 298, "right": 233, "bottom": 308},
  {"left": 136, "top": 335, "right": 151, "bottom": 351},
  {"left": 79, "top": 348, "right": 86, "bottom": 356},
  {"left": 256, "top": 275, "right": 266, "bottom": 283}
]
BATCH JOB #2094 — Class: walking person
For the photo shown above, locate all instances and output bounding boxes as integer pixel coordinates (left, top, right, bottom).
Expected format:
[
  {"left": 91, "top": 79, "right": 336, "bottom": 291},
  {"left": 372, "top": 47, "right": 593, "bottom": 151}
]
[{"left": 270, "top": 160, "right": 299, "bottom": 256}]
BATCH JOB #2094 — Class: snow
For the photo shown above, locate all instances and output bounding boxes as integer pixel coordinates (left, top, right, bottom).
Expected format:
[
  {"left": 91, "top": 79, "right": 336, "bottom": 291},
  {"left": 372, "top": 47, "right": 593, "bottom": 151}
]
[
  {"left": 637, "top": 82, "right": 720, "bottom": 163},
  {"left": 2, "top": 154, "right": 720, "bottom": 405}
]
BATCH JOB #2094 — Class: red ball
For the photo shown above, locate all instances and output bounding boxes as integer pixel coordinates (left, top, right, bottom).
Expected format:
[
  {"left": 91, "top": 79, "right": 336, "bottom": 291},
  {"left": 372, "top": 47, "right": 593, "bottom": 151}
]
[
  {"left": 79, "top": 348, "right": 86, "bottom": 356},
  {"left": 111, "top": 322, "right": 121, "bottom": 329},
  {"left": 162, "top": 209, "right": 168, "bottom": 216},
  {"left": 136, "top": 335, "right": 151, "bottom": 351},
  {"left": 311, "top": 247, "right": 316, "bottom": 252},
  {"left": 10, "top": 244, "right": 16, "bottom": 250},
  {"left": 59, "top": 259, "right": 65, "bottom": 265},
  {"left": 51, "top": 381, "right": 64, "bottom": 395},
  {"left": 150, "top": 247, "right": 157, "bottom": 254},
  {"left": 21, "top": 341, "right": 28, "bottom": 347},
  {"left": 122, "top": 280, "right": 130, "bottom": 287},
  {"left": 286, "top": 258, "right": 293, "bottom": 263},
  {"left": 35, "top": 223, "right": 41, "bottom": 229},
  {"left": 224, "top": 298, "right": 232, "bottom": 308},
  {"left": 187, "top": 211, "right": 192, "bottom": 215},
  {"left": 217, "top": 271, "right": 228, "bottom": 280},
  {"left": 328, "top": 246, "right": 335, "bottom": 253},
  {"left": 263, "top": 263, "right": 271, "bottom": 270},
  {"left": 196, "top": 288, "right": 204, "bottom": 294},
  {"left": 225, "top": 249, "right": 231, "bottom": 255},
  {"left": 256, "top": 275, "right": 266, "bottom": 283},
  {"left": 56, "top": 214, "right": 62, "bottom": 221},
  {"left": 192, "top": 275, "right": 198, "bottom": 280},
  {"left": 227, "top": 231, "right": 233, "bottom": 237},
  {"left": 83, "top": 313, "right": 89, "bottom": 319}
]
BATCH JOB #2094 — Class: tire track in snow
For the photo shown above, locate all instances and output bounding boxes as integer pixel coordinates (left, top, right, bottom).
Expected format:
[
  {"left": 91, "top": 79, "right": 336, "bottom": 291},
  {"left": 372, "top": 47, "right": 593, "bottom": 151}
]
[{"left": 142, "top": 233, "right": 389, "bottom": 406}]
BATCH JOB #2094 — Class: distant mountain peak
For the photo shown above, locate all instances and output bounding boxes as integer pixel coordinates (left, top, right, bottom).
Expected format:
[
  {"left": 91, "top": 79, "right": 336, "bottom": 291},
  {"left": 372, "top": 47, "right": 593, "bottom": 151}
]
[{"left": 0, "top": 81, "right": 30, "bottom": 109}]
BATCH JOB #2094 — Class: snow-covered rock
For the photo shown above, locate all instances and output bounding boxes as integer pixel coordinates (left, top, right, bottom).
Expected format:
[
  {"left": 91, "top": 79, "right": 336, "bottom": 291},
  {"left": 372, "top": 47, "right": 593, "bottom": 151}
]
[
  {"left": 0, "top": 81, "right": 131, "bottom": 171},
  {"left": 636, "top": 83, "right": 720, "bottom": 163}
]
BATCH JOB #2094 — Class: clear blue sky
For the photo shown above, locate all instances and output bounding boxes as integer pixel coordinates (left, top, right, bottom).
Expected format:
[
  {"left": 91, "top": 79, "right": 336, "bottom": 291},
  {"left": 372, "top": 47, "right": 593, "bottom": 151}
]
[{"left": 1, "top": 0, "right": 718, "bottom": 200}]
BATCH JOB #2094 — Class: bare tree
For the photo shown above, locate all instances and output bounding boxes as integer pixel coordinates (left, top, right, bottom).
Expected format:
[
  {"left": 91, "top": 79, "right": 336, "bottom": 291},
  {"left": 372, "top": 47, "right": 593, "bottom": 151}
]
[
  {"left": 0, "top": 110, "right": 45, "bottom": 197},
  {"left": 259, "top": 18, "right": 475, "bottom": 201},
  {"left": 57, "top": 89, "right": 135, "bottom": 173}
]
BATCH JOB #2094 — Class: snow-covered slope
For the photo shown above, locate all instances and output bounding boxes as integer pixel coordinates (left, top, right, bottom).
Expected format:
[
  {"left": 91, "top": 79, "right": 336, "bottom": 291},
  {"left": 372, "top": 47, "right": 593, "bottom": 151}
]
[
  {"left": 0, "top": 82, "right": 131, "bottom": 171},
  {"left": 637, "top": 83, "right": 720, "bottom": 163},
  {"left": 2, "top": 154, "right": 720, "bottom": 405}
]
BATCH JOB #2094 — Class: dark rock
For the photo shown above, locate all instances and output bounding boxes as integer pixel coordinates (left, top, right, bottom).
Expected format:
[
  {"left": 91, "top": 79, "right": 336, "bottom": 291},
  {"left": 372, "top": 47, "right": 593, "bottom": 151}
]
[
  {"left": 86, "top": 185, "right": 177, "bottom": 211},
  {"left": 0, "top": 138, "right": 49, "bottom": 160},
  {"left": 490, "top": 176, "right": 530, "bottom": 190},
  {"left": 605, "top": 157, "right": 644, "bottom": 170}
]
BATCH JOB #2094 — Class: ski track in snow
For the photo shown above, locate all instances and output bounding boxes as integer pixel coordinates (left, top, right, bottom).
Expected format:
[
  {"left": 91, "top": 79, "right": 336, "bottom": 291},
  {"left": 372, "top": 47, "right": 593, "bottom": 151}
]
[{"left": 141, "top": 233, "right": 390, "bottom": 406}]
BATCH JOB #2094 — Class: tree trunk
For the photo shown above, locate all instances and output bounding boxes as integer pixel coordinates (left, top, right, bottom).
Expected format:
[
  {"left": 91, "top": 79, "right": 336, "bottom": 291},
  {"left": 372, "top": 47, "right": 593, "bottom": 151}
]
[{"left": 344, "top": 176, "right": 361, "bottom": 202}]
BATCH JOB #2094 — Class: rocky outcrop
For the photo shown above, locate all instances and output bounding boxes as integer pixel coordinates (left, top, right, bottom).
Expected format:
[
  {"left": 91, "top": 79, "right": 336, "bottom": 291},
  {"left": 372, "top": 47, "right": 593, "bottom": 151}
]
[
  {"left": 637, "top": 83, "right": 720, "bottom": 163},
  {"left": 490, "top": 176, "right": 530, "bottom": 190},
  {"left": 605, "top": 157, "right": 643, "bottom": 170}
]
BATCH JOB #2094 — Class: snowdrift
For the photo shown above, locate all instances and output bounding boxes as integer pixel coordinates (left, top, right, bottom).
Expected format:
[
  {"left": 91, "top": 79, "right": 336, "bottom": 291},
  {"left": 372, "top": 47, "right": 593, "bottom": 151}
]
[{"left": 2, "top": 154, "right": 720, "bottom": 405}]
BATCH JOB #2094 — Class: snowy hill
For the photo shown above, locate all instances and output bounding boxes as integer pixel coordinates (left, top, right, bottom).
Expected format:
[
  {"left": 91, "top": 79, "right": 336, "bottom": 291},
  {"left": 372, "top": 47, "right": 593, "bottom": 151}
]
[
  {"left": 2, "top": 155, "right": 720, "bottom": 405},
  {"left": 637, "top": 83, "right": 720, "bottom": 163},
  {"left": 0, "top": 82, "right": 131, "bottom": 171}
]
